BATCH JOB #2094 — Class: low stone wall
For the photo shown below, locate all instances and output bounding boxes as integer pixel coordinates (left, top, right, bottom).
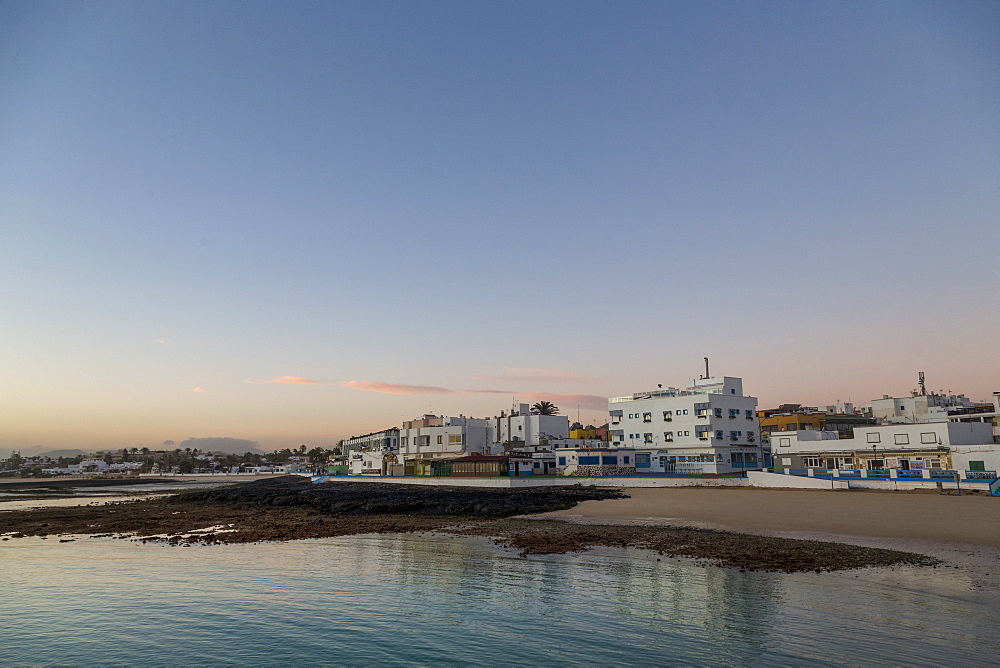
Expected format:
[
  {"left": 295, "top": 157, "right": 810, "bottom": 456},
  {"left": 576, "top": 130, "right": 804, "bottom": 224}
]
[{"left": 571, "top": 465, "right": 637, "bottom": 477}]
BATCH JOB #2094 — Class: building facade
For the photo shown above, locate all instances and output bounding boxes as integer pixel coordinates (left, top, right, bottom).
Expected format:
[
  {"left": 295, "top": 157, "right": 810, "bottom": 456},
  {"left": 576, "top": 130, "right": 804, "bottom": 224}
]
[
  {"left": 608, "top": 376, "right": 762, "bottom": 474},
  {"left": 398, "top": 414, "right": 490, "bottom": 473},
  {"left": 341, "top": 428, "right": 400, "bottom": 455},
  {"left": 492, "top": 403, "right": 569, "bottom": 449},
  {"left": 772, "top": 421, "right": 996, "bottom": 472}
]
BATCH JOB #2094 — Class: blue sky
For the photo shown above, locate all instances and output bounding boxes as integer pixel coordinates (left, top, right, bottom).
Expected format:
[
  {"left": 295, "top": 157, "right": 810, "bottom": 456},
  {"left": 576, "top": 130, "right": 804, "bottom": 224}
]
[{"left": 2, "top": 1, "right": 998, "bottom": 451}]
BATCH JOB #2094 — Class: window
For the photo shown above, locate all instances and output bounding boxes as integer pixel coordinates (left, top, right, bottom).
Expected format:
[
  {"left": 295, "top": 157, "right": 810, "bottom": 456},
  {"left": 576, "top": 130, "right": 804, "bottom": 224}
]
[
  {"left": 894, "top": 434, "right": 909, "bottom": 445},
  {"left": 745, "top": 410, "right": 753, "bottom": 419},
  {"left": 643, "top": 433, "right": 653, "bottom": 443},
  {"left": 558, "top": 457, "right": 566, "bottom": 466},
  {"left": 636, "top": 453, "right": 651, "bottom": 468},
  {"left": 729, "top": 409, "right": 738, "bottom": 418},
  {"left": 579, "top": 456, "right": 599, "bottom": 465},
  {"left": 601, "top": 456, "right": 618, "bottom": 465},
  {"left": 643, "top": 412, "right": 652, "bottom": 423},
  {"left": 920, "top": 432, "right": 937, "bottom": 444},
  {"left": 623, "top": 456, "right": 630, "bottom": 464},
  {"left": 663, "top": 411, "right": 672, "bottom": 420},
  {"left": 664, "top": 431, "right": 673, "bottom": 440},
  {"left": 714, "top": 408, "right": 723, "bottom": 417},
  {"left": 683, "top": 430, "right": 690, "bottom": 436},
  {"left": 804, "top": 457, "right": 822, "bottom": 468},
  {"left": 437, "top": 435, "right": 443, "bottom": 444},
  {"left": 449, "top": 434, "right": 463, "bottom": 445},
  {"left": 715, "top": 430, "right": 724, "bottom": 439},
  {"left": 778, "top": 437, "right": 790, "bottom": 447},
  {"left": 866, "top": 433, "right": 881, "bottom": 443},
  {"left": 683, "top": 409, "right": 689, "bottom": 415},
  {"left": 969, "top": 461, "right": 986, "bottom": 472}
]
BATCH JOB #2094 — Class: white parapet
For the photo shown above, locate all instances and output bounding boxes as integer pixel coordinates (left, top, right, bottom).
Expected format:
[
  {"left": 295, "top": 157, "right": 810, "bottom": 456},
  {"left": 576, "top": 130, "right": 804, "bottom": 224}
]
[{"left": 747, "top": 471, "right": 850, "bottom": 490}]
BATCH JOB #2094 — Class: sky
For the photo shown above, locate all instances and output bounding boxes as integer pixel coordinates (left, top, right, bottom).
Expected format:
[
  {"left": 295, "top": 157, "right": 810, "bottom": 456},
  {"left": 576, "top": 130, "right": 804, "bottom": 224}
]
[{"left": 2, "top": 1, "right": 998, "bottom": 453}]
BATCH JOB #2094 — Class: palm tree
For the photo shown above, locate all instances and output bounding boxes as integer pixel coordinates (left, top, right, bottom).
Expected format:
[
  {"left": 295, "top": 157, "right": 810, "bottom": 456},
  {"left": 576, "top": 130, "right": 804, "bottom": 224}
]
[{"left": 531, "top": 400, "right": 559, "bottom": 416}]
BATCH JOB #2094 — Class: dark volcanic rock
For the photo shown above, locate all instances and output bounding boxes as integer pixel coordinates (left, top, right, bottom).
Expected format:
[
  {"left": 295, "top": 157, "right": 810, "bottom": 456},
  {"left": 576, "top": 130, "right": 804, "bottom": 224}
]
[
  {"left": 0, "top": 477, "right": 943, "bottom": 573},
  {"left": 171, "top": 477, "right": 627, "bottom": 517}
]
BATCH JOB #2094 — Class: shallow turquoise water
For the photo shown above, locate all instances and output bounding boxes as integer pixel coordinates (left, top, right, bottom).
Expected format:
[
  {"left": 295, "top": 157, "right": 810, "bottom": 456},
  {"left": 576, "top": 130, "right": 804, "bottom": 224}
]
[{"left": 1, "top": 534, "right": 997, "bottom": 666}]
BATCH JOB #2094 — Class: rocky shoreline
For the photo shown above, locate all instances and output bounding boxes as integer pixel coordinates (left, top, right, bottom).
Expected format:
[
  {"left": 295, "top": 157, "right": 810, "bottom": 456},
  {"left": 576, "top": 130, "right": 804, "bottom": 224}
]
[{"left": 0, "top": 477, "right": 940, "bottom": 572}]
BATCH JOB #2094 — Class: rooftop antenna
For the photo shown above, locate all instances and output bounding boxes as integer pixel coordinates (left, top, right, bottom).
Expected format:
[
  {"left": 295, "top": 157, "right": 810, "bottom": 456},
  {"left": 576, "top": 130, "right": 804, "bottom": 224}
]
[{"left": 918, "top": 371, "right": 927, "bottom": 396}]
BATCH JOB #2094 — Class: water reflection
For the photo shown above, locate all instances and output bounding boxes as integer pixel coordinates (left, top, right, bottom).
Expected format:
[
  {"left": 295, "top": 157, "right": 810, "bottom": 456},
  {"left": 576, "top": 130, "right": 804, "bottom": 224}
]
[{"left": 0, "top": 533, "right": 997, "bottom": 666}]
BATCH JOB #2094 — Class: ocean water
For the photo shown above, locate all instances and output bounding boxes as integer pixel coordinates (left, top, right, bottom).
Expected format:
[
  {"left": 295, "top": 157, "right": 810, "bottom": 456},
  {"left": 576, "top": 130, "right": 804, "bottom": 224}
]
[{"left": 1, "top": 533, "right": 997, "bottom": 666}]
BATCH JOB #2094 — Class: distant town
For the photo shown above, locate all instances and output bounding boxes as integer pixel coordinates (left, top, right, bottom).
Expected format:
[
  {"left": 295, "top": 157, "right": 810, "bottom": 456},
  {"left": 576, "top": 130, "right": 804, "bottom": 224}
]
[{"left": 4, "top": 369, "right": 998, "bottom": 492}]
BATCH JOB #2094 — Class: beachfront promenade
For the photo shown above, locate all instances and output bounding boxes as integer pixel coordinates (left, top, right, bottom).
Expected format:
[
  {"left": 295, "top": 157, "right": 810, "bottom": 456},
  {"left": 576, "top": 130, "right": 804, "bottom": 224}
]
[{"left": 312, "top": 470, "right": 1000, "bottom": 494}]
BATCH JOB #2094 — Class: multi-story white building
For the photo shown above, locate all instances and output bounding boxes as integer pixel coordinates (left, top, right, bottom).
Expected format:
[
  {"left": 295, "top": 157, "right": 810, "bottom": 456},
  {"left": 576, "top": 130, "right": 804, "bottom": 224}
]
[
  {"left": 398, "top": 414, "right": 490, "bottom": 462},
  {"left": 608, "top": 376, "right": 762, "bottom": 474},
  {"left": 492, "top": 403, "right": 569, "bottom": 451},
  {"left": 341, "top": 428, "right": 400, "bottom": 455}
]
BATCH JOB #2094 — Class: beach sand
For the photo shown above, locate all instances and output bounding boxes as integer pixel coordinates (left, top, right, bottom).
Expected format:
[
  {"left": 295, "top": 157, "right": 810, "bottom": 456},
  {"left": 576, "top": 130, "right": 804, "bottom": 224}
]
[{"left": 534, "top": 487, "right": 1000, "bottom": 547}]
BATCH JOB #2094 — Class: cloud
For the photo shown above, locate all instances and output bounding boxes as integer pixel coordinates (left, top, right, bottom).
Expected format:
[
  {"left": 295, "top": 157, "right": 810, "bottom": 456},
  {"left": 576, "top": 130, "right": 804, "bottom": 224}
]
[
  {"left": 189, "top": 387, "right": 208, "bottom": 393},
  {"left": 471, "top": 367, "right": 596, "bottom": 384},
  {"left": 340, "top": 381, "right": 460, "bottom": 396},
  {"left": 246, "top": 376, "right": 323, "bottom": 385},
  {"left": 340, "top": 381, "right": 608, "bottom": 411}
]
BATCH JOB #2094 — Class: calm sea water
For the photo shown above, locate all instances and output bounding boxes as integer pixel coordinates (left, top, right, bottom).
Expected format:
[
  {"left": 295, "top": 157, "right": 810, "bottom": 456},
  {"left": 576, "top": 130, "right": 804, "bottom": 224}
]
[{"left": 1, "top": 533, "right": 997, "bottom": 666}]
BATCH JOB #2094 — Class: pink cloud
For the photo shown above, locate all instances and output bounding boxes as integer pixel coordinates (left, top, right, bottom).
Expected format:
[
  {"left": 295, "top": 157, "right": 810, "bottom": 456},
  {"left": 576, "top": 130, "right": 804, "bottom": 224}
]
[
  {"left": 339, "top": 380, "right": 608, "bottom": 412},
  {"left": 189, "top": 387, "right": 208, "bottom": 393},
  {"left": 246, "top": 376, "right": 323, "bottom": 385},
  {"left": 471, "top": 367, "right": 596, "bottom": 384},
  {"left": 340, "top": 380, "right": 460, "bottom": 396}
]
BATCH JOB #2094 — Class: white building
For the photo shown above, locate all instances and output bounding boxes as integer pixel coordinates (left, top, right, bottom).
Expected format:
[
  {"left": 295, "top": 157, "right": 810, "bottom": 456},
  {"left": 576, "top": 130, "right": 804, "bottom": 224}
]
[
  {"left": 863, "top": 393, "right": 975, "bottom": 423},
  {"left": 341, "top": 428, "right": 400, "bottom": 455},
  {"left": 608, "top": 376, "right": 762, "bottom": 474},
  {"left": 491, "top": 403, "right": 569, "bottom": 450},
  {"left": 772, "top": 421, "right": 997, "bottom": 472},
  {"left": 348, "top": 449, "right": 397, "bottom": 476},
  {"left": 398, "top": 414, "right": 490, "bottom": 462}
]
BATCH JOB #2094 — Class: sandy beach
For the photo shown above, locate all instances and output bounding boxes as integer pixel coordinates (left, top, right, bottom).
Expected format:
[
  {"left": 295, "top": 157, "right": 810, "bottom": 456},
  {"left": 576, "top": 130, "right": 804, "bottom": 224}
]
[{"left": 536, "top": 486, "right": 1000, "bottom": 547}]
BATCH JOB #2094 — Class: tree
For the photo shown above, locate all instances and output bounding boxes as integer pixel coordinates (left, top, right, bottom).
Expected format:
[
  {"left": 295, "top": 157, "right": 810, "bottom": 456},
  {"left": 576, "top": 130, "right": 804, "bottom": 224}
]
[{"left": 531, "top": 401, "right": 559, "bottom": 416}]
